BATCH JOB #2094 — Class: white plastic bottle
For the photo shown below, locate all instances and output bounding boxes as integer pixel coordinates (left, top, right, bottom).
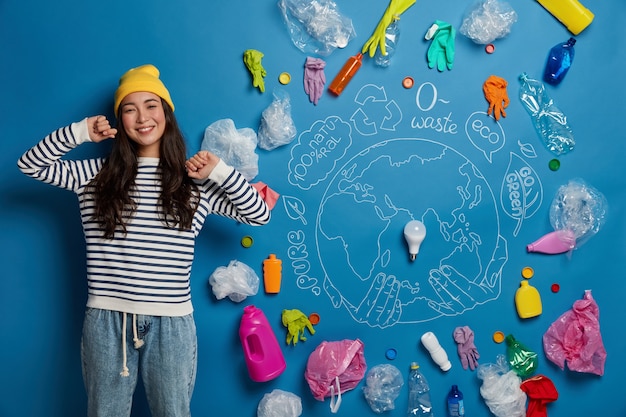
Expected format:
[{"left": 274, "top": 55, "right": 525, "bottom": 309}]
[
  {"left": 421, "top": 331, "right": 452, "bottom": 371},
  {"left": 407, "top": 362, "right": 433, "bottom": 416}
]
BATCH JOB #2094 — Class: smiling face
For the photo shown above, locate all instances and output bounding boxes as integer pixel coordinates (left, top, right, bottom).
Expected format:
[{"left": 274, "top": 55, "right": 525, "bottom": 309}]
[{"left": 119, "top": 91, "right": 166, "bottom": 157}]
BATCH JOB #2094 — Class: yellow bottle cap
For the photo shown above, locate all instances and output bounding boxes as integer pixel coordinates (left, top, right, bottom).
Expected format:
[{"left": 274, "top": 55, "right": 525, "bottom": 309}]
[
  {"left": 241, "top": 236, "right": 254, "bottom": 248},
  {"left": 521, "top": 266, "right": 534, "bottom": 279},
  {"left": 493, "top": 331, "right": 505, "bottom": 343},
  {"left": 278, "top": 72, "right": 291, "bottom": 85}
]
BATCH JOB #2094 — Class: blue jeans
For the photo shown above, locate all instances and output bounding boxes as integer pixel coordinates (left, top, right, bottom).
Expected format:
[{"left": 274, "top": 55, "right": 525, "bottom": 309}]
[{"left": 81, "top": 308, "right": 197, "bottom": 417}]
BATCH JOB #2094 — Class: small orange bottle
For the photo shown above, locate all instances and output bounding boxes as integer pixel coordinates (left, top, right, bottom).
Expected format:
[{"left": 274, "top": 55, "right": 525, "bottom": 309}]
[
  {"left": 263, "top": 254, "right": 282, "bottom": 293},
  {"left": 328, "top": 53, "right": 363, "bottom": 96}
]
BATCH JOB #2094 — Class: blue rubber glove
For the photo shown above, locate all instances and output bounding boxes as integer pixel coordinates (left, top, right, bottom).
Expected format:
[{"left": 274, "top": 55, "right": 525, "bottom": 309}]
[
  {"left": 425, "top": 20, "right": 456, "bottom": 71},
  {"left": 304, "top": 57, "right": 326, "bottom": 105}
]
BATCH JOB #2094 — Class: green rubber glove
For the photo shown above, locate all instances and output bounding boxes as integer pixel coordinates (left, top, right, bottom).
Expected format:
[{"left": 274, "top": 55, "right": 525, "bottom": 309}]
[
  {"left": 362, "top": 0, "right": 416, "bottom": 58},
  {"left": 425, "top": 20, "right": 456, "bottom": 71},
  {"left": 243, "top": 49, "right": 267, "bottom": 92},
  {"left": 281, "top": 309, "right": 315, "bottom": 345}
]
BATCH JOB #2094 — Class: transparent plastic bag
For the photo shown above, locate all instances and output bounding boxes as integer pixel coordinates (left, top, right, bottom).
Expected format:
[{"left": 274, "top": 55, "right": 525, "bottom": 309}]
[
  {"left": 257, "top": 389, "right": 302, "bottom": 417},
  {"left": 209, "top": 260, "right": 259, "bottom": 302},
  {"left": 201, "top": 118, "right": 259, "bottom": 181},
  {"left": 278, "top": 0, "right": 356, "bottom": 56},
  {"left": 459, "top": 0, "right": 517, "bottom": 44},
  {"left": 258, "top": 89, "right": 297, "bottom": 151},
  {"left": 476, "top": 355, "right": 527, "bottom": 417},
  {"left": 362, "top": 364, "right": 403, "bottom": 413},
  {"left": 518, "top": 72, "right": 575, "bottom": 156},
  {"left": 549, "top": 179, "right": 608, "bottom": 248}
]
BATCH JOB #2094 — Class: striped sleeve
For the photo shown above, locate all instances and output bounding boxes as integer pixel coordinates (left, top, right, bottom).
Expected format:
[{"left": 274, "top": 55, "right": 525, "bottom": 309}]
[{"left": 17, "top": 119, "right": 102, "bottom": 192}]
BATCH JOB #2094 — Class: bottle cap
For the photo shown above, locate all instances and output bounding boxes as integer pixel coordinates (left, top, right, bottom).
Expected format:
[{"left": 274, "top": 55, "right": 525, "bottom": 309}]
[
  {"left": 521, "top": 266, "right": 534, "bottom": 279},
  {"left": 385, "top": 348, "right": 397, "bottom": 360},
  {"left": 308, "top": 313, "right": 320, "bottom": 325},
  {"left": 551, "top": 283, "right": 561, "bottom": 293},
  {"left": 485, "top": 44, "right": 495, "bottom": 54},
  {"left": 549, "top": 159, "right": 560, "bottom": 171},
  {"left": 493, "top": 331, "right": 505, "bottom": 343},
  {"left": 402, "top": 76, "right": 414, "bottom": 89},
  {"left": 278, "top": 72, "right": 291, "bottom": 85},
  {"left": 241, "top": 235, "right": 254, "bottom": 248}
]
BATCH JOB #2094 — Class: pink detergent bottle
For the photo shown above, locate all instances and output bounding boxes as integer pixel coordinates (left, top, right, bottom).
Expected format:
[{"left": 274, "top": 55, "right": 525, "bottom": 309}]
[
  {"left": 239, "top": 305, "right": 286, "bottom": 382},
  {"left": 526, "top": 229, "right": 576, "bottom": 254}
]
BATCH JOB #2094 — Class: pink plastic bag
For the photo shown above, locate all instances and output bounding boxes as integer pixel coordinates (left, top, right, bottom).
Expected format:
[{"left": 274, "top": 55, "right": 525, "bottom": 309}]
[
  {"left": 304, "top": 339, "right": 366, "bottom": 412},
  {"left": 542, "top": 290, "right": 606, "bottom": 375}
]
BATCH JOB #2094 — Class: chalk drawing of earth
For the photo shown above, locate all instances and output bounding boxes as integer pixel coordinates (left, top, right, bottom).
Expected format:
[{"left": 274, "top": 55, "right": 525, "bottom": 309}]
[{"left": 316, "top": 138, "right": 508, "bottom": 327}]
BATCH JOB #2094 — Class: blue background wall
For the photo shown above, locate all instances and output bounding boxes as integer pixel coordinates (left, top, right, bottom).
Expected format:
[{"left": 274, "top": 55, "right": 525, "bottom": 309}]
[{"left": 1, "top": 0, "right": 625, "bottom": 416}]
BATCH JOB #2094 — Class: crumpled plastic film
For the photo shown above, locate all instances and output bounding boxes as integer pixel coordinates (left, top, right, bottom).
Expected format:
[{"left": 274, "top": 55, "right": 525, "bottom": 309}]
[
  {"left": 257, "top": 389, "right": 303, "bottom": 417},
  {"left": 459, "top": 0, "right": 517, "bottom": 44},
  {"left": 362, "top": 364, "right": 404, "bottom": 413},
  {"left": 258, "top": 89, "right": 297, "bottom": 151},
  {"left": 278, "top": 0, "right": 356, "bottom": 56},
  {"left": 543, "top": 290, "right": 607, "bottom": 375},
  {"left": 549, "top": 179, "right": 608, "bottom": 248},
  {"left": 476, "top": 355, "right": 527, "bottom": 417},
  {"left": 209, "top": 260, "right": 259, "bottom": 302},
  {"left": 201, "top": 118, "right": 259, "bottom": 181}
]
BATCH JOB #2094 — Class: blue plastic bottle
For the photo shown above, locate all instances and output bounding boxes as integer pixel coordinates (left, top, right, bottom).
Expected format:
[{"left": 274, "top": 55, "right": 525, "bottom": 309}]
[
  {"left": 406, "top": 362, "right": 433, "bottom": 416},
  {"left": 374, "top": 19, "right": 400, "bottom": 67},
  {"left": 447, "top": 385, "right": 465, "bottom": 416},
  {"left": 544, "top": 38, "right": 576, "bottom": 85}
]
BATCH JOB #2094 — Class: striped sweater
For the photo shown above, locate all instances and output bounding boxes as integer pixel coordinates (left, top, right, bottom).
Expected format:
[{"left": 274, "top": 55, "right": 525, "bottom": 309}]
[{"left": 17, "top": 119, "right": 270, "bottom": 316}]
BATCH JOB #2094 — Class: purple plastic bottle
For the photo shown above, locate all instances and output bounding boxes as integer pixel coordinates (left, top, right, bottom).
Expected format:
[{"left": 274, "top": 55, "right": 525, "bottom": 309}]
[{"left": 239, "top": 305, "right": 286, "bottom": 382}]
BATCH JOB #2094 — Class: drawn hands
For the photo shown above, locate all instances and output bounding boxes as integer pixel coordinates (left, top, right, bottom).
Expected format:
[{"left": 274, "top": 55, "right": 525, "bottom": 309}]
[
  {"left": 186, "top": 150, "right": 221, "bottom": 180},
  {"left": 351, "top": 272, "right": 404, "bottom": 328},
  {"left": 87, "top": 115, "right": 117, "bottom": 142}
]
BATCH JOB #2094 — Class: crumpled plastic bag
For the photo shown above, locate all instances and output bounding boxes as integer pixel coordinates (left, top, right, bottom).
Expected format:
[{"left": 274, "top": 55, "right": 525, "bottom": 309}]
[
  {"left": 209, "top": 260, "right": 259, "bottom": 302},
  {"left": 362, "top": 364, "right": 403, "bottom": 413},
  {"left": 459, "top": 0, "right": 517, "bottom": 44},
  {"left": 543, "top": 290, "right": 607, "bottom": 376},
  {"left": 305, "top": 339, "right": 366, "bottom": 413},
  {"left": 201, "top": 118, "right": 259, "bottom": 181},
  {"left": 477, "top": 354, "right": 527, "bottom": 417},
  {"left": 258, "top": 89, "right": 297, "bottom": 151},
  {"left": 257, "top": 389, "right": 302, "bottom": 417},
  {"left": 278, "top": 0, "right": 356, "bottom": 56}
]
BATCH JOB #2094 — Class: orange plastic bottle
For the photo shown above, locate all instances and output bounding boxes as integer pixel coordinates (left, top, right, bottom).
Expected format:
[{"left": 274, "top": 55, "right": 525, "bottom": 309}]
[
  {"left": 263, "top": 254, "right": 282, "bottom": 293},
  {"left": 328, "top": 53, "right": 363, "bottom": 96}
]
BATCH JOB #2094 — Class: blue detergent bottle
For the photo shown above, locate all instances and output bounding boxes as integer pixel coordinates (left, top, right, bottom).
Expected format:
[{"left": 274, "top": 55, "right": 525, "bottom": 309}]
[
  {"left": 447, "top": 385, "right": 465, "bottom": 417},
  {"left": 544, "top": 38, "right": 576, "bottom": 85}
]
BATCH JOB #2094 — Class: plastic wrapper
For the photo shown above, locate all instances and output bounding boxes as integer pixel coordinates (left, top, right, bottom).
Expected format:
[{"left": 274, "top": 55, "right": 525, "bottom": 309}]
[
  {"left": 543, "top": 290, "right": 607, "bottom": 375},
  {"left": 362, "top": 364, "right": 403, "bottom": 413},
  {"left": 209, "top": 260, "right": 259, "bottom": 302},
  {"left": 278, "top": 0, "right": 356, "bottom": 56},
  {"left": 258, "top": 89, "right": 297, "bottom": 151},
  {"left": 305, "top": 339, "right": 366, "bottom": 412},
  {"left": 476, "top": 354, "right": 527, "bottom": 417},
  {"left": 549, "top": 179, "right": 608, "bottom": 248},
  {"left": 505, "top": 334, "right": 538, "bottom": 378},
  {"left": 201, "top": 118, "right": 258, "bottom": 181},
  {"left": 257, "top": 389, "right": 303, "bottom": 417},
  {"left": 459, "top": 0, "right": 517, "bottom": 44}
]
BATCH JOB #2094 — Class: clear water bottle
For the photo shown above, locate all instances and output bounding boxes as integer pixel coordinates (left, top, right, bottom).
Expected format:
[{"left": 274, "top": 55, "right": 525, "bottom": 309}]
[
  {"left": 544, "top": 38, "right": 576, "bottom": 85},
  {"left": 518, "top": 72, "right": 575, "bottom": 156},
  {"left": 374, "top": 19, "right": 400, "bottom": 67},
  {"left": 407, "top": 362, "right": 433, "bottom": 416},
  {"left": 447, "top": 385, "right": 465, "bottom": 417}
]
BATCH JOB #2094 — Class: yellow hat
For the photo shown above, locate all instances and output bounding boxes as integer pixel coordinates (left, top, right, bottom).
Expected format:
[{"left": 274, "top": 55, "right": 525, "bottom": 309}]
[{"left": 114, "top": 64, "right": 174, "bottom": 115}]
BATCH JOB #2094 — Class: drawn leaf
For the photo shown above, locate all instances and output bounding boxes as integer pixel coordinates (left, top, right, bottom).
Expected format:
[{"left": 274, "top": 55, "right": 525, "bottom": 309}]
[
  {"left": 518, "top": 139, "right": 538, "bottom": 159},
  {"left": 283, "top": 195, "right": 307, "bottom": 225}
]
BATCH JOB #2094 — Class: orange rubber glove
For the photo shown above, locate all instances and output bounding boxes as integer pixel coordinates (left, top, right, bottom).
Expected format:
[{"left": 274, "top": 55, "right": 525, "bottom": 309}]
[{"left": 483, "top": 75, "right": 509, "bottom": 120}]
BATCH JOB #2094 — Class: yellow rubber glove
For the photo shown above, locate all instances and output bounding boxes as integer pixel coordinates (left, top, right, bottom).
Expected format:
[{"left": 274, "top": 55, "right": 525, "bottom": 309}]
[
  {"left": 281, "top": 309, "right": 315, "bottom": 345},
  {"left": 243, "top": 49, "right": 267, "bottom": 93},
  {"left": 362, "top": 0, "right": 416, "bottom": 58}
]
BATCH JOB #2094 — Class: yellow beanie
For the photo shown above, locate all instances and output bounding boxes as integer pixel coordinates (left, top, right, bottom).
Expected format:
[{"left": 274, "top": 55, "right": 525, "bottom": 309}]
[{"left": 114, "top": 64, "right": 175, "bottom": 115}]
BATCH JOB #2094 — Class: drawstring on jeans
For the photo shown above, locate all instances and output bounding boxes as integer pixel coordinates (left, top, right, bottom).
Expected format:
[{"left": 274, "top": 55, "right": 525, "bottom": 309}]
[{"left": 120, "top": 312, "right": 145, "bottom": 377}]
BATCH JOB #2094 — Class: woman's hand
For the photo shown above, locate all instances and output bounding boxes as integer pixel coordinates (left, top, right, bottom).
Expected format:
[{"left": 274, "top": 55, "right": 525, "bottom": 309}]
[
  {"left": 87, "top": 115, "right": 117, "bottom": 142},
  {"left": 186, "top": 150, "right": 221, "bottom": 180}
]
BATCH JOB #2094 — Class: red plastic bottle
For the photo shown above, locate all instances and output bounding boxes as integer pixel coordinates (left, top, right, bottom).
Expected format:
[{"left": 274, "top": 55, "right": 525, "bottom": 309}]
[
  {"left": 328, "top": 53, "right": 363, "bottom": 96},
  {"left": 239, "top": 305, "right": 286, "bottom": 382}
]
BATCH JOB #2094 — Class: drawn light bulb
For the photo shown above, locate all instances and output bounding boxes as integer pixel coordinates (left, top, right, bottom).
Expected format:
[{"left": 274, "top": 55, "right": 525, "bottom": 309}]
[{"left": 404, "top": 220, "right": 426, "bottom": 262}]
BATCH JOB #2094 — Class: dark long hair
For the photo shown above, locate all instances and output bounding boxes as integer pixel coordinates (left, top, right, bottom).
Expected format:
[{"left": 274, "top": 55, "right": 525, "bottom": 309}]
[{"left": 88, "top": 100, "right": 199, "bottom": 239}]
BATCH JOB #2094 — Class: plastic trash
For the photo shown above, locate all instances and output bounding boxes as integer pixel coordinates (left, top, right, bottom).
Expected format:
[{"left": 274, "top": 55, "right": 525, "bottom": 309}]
[
  {"left": 257, "top": 389, "right": 302, "bottom": 417},
  {"left": 543, "top": 290, "right": 607, "bottom": 375},
  {"left": 281, "top": 309, "right": 315, "bottom": 345},
  {"left": 362, "top": 364, "right": 404, "bottom": 413},
  {"left": 453, "top": 326, "right": 480, "bottom": 371},
  {"left": 201, "top": 118, "right": 258, "bottom": 181},
  {"left": 278, "top": 0, "right": 356, "bottom": 56},
  {"left": 425, "top": 20, "right": 455, "bottom": 71},
  {"left": 459, "top": 0, "right": 518, "bottom": 45},
  {"left": 520, "top": 375, "right": 558, "bottom": 417},
  {"left": 544, "top": 38, "right": 576, "bottom": 85},
  {"left": 515, "top": 280, "right": 542, "bottom": 319},
  {"left": 209, "top": 260, "right": 259, "bottom": 302},
  {"left": 518, "top": 72, "right": 575, "bottom": 156},
  {"left": 305, "top": 339, "right": 366, "bottom": 413},
  {"left": 505, "top": 334, "right": 538, "bottom": 378},
  {"left": 328, "top": 53, "right": 363, "bottom": 96},
  {"left": 536, "top": 0, "right": 594, "bottom": 35},
  {"left": 421, "top": 331, "right": 452, "bottom": 371},
  {"left": 406, "top": 362, "right": 433, "bottom": 416},
  {"left": 447, "top": 385, "right": 465, "bottom": 416},
  {"left": 476, "top": 355, "right": 527, "bottom": 417},
  {"left": 258, "top": 89, "right": 297, "bottom": 151},
  {"left": 374, "top": 19, "right": 400, "bottom": 67}
]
